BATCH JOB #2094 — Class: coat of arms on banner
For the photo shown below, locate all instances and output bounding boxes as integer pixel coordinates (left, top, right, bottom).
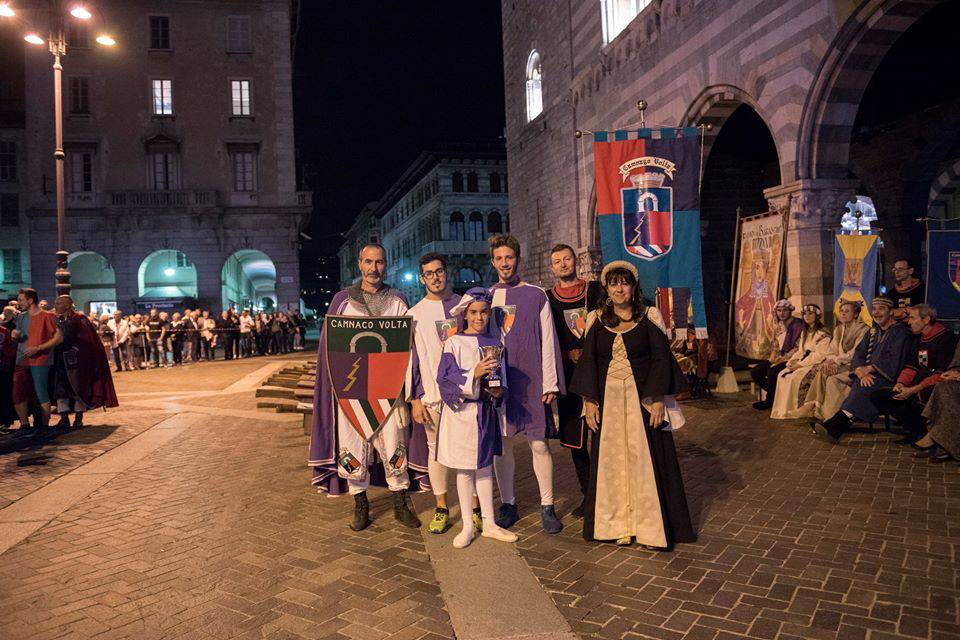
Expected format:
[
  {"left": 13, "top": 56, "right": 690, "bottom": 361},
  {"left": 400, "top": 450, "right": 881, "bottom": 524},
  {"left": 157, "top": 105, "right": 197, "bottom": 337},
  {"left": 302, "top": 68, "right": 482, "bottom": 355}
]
[
  {"left": 843, "top": 258, "right": 864, "bottom": 288},
  {"left": 950, "top": 252, "right": 960, "bottom": 293},
  {"left": 435, "top": 318, "right": 457, "bottom": 343},
  {"left": 621, "top": 170, "right": 673, "bottom": 260},
  {"left": 495, "top": 305, "right": 516, "bottom": 336},
  {"left": 563, "top": 308, "right": 587, "bottom": 339},
  {"left": 325, "top": 315, "right": 412, "bottom": 441}
]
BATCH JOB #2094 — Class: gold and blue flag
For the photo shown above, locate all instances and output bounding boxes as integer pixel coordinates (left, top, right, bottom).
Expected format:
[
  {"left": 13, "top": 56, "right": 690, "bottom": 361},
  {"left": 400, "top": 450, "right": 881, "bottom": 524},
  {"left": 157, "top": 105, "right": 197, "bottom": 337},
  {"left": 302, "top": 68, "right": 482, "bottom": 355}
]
[{"left": 833, "top": 234, "right": 878, "bottom": 325}]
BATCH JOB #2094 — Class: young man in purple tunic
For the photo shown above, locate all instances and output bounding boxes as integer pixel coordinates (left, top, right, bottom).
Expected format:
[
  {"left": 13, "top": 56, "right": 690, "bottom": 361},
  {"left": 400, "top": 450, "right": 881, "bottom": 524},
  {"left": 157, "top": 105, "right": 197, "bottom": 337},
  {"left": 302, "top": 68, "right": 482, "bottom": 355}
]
[{"left": 487, "top": 234, "right": 565, "bottom": 534}]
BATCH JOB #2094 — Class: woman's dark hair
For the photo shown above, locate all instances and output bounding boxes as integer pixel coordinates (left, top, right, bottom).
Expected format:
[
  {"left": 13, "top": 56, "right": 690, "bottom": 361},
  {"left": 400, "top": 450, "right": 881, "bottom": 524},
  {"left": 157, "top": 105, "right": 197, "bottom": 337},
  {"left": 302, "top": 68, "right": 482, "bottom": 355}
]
[
  {"left": 599, "top": 267, "right": 646, "bottom": 327},
  {"left": 804, "top": 316, "right": 824, "bottom": 334}
]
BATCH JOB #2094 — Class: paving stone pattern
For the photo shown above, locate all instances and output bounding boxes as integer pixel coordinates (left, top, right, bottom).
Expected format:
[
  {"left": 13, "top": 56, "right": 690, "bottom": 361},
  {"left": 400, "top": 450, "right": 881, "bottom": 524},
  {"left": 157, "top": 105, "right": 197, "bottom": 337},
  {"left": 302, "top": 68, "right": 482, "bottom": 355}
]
[{"left": 511, "top": 394, "right": 960, "bottom": 640}]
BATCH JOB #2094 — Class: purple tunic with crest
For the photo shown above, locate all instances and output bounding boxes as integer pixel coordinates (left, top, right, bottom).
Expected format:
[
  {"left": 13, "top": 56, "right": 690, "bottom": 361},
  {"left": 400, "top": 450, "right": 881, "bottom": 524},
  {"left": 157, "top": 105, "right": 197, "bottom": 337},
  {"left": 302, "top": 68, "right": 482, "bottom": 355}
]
[{"left": 489, "top": 279, "right": 565, "bottom": 439}]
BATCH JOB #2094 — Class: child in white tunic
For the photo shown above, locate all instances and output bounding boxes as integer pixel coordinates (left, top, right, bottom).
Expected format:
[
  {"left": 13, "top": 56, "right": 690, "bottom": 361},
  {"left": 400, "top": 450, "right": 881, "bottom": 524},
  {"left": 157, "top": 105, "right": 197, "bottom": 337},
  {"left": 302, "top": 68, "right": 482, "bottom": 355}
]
[{"left": 438, "top": 288, "right": 518, "bottom": 548}]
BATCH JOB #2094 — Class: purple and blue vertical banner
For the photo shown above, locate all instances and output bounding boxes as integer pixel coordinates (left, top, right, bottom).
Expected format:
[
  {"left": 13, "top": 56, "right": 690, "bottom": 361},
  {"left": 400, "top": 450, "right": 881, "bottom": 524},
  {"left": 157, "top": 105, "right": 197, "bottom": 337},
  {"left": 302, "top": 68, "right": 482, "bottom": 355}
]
[
  {"left": 593, "top": 128, "right": 707, "bottom": 336},
  {"left": 925, "top": 229, "right": 960, "bottom": 321}
]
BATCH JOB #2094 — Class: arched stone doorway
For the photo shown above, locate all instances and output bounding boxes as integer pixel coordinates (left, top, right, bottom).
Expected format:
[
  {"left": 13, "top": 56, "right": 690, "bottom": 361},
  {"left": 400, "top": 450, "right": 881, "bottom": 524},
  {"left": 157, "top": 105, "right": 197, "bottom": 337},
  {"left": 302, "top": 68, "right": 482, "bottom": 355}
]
[
  {"left": 68, "top": 251, "right": 116, "bottom": 316},
  {"left": 693, "top": 99, "right": 781, "bottom": 345},
  {"left": 138, "top": 250, "right": 198, "bottom": 299},
  {"left": 221, "top": 249, "right": 277, "bottom": 312}
]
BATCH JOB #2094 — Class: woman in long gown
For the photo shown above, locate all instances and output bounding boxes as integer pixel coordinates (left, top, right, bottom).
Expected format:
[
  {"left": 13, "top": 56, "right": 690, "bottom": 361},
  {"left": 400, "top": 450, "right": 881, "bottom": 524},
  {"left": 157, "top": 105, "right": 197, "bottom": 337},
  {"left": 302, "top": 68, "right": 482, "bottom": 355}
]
[
  {"left": 570, "top": 261, "right": 696, "bottom": 549},
  {"left": 770, "top": 304, "right": 832, "bottom": 419}
]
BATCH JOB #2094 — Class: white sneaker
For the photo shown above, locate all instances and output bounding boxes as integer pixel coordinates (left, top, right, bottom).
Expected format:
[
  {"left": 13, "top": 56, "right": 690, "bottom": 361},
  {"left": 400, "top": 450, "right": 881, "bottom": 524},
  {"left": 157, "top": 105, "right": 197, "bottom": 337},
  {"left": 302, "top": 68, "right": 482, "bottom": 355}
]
[
  {"left": 481, "top": 523, "right": 518, "bottom": 543},
  {"left": 453, "top": 526, "right": 475, "bottom": 549}
]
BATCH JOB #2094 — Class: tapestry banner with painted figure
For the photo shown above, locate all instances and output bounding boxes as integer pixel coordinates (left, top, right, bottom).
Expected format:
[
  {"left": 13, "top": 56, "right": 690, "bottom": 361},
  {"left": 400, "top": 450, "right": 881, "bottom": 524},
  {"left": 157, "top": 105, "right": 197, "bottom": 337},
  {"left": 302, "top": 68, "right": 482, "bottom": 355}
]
[
  {"left": 733, "top": 212, "right": 786, "bottom": 360},
  {"left": 833, "top": 234, "right": 878, "bottom": 326},
  {"left": 324, "top": 315, "right": 412, "bottom": 441},
  {"left": 925, "top": 229, "right": 960, "bottom": 321},
  {"left": 593, "top": 128, "right": 707, "bottom": 337}
]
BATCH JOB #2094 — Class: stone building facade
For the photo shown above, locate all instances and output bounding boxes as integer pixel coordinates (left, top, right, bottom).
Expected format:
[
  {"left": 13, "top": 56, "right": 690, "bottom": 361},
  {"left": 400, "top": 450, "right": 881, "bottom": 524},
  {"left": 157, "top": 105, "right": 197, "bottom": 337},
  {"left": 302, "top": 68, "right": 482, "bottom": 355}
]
[
  {"left": 0, "top": 30, "right": 29, "bottom": 303},
  {"left": 339, "top": 143, "right": 509, "bottom": 305},
  {"left": 501, "top": 0, "right": 959, "bottom": 336},
  {"left": 16, "top": 0, "right": 310, "bottom": 313}
]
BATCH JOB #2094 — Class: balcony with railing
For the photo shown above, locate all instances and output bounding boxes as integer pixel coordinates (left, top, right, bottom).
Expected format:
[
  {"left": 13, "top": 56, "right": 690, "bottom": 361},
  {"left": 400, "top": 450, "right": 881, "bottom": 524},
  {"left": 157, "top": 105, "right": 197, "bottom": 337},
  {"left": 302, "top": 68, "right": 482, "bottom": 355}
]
[{"left": 107, "top": 189, "right": 219, "bottom": 208}]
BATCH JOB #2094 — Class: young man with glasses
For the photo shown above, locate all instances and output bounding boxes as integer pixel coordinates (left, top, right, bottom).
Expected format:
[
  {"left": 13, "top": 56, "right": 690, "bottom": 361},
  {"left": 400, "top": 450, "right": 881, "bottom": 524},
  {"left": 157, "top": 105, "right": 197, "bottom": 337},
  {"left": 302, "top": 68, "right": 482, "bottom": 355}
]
[{"left": 405, "top": 253, "right": 482, "bottom": 534}]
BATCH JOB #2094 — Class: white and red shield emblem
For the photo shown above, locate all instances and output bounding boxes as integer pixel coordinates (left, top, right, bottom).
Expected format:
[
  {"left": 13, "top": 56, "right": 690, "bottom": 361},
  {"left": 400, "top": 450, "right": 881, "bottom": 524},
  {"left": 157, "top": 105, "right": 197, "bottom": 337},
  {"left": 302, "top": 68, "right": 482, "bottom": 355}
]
[
  {"left": 563, "top": 308, "right": 587, "bottom": 339},
  {"left": 435, "top": 318, "right": 457, "bottom": 343},
  {"left": 495, "top": 305, "right": 516, "bottom": 336},
  {"left": 621, "top": 171, "right": 672, "bottom": 260}
]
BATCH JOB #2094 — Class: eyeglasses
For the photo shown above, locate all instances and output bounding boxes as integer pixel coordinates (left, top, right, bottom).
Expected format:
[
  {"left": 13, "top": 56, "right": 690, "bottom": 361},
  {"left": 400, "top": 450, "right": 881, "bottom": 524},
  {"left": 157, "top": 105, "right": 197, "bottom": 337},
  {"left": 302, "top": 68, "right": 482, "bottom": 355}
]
[{"left": 421, "top": 268, "right": 446, "bottom": 279}]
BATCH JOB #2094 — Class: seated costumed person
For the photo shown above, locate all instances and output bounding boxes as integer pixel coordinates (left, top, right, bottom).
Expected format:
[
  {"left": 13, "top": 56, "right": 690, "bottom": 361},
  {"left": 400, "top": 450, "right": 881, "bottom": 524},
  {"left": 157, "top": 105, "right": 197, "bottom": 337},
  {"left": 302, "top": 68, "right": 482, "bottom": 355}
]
[
  {"left": 436, "top": 287, "right": 518, "bottom": 549},
  {"left": 871, "top": 304, "right": 957, "bottom": 445},
  {"left": 913, "top": 340, "right": 960, "bottom": 463},
  {"left": 671, "top": 324, "right": 718, "bottom": 399},
  {"left": 817, "top": 297, "right": 913, "bottom": 444},
  {"left": 569, "top": 261, "right": 695, "bottom": 549},
  {"left": 798, "top": 300, "right": 869, "bottom": 420},
  {"left": 51, "top": 295, "right": 119, "bottom": 429},
  {"left": 770, "top": 304, "right": 832, "bottom": 420},
  {"left": 751, "top": 299, "right": 804, "bottom": 410}
]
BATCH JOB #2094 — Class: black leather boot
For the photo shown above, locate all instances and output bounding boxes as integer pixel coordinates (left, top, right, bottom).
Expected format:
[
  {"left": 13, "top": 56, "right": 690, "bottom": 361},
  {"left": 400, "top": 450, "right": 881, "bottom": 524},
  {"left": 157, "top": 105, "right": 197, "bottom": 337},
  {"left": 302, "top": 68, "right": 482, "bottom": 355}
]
[
  {"left": 350, "top": 492, "right": 371, "bottom": 531},
  {"left": 392, "top": 490, "right": 421, "bottom": 528}
]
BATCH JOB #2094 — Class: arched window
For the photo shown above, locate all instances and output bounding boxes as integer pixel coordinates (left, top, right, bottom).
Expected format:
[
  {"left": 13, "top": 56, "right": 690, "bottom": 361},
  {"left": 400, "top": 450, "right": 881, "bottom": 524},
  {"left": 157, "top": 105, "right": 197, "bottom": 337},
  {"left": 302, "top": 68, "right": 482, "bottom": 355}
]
[
  {"left": 600, "top": 0, "right": 652, "bottom": 45},
  {"left": 489, "top": 172, "right": 502, "bottom": 193},
  {"left": 466, "top": 171, "right": 478, "bottom": 192},
  {"left": 452, "top": 171, "right": 464, "bottom": 192},
  {"left": 467, "top": 211, "right": 484, "bottom": 240},
  {"left": 487, "top": 211, "right": 502, "bottom": 234},
  {"left": 525, "top": 50, "right": 543, "bottom": 122},
  {"left": 449, "top": 211, "right": 465, "bottom": 240}
]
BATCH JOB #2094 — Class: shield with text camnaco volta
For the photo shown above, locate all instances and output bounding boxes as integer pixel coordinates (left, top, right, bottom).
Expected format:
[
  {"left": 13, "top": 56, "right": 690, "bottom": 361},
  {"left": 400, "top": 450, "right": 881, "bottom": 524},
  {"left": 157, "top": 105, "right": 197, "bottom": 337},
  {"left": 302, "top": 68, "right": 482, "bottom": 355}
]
[{"left": 325, "top": 315, "right": 413, "bottom": 441}]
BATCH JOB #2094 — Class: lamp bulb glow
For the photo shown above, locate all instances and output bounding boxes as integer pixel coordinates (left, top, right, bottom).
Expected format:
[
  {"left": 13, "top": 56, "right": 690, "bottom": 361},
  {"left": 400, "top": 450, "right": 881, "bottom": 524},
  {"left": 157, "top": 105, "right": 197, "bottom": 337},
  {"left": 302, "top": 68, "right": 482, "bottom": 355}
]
[
  {"left": 95, "top": 34, "right": 116, "bottom": 46},
  {"left": 70, "top": 6, "right": 92, "bottom": 19},
  {"left": 0, "top": 3, "right": 15, "bottom": 18},
  {"left": 24, "top": 33, "right": 45, "bottom": 45},
  {"left": 164, "top": 267, "right": 175, "bottom": 277}
]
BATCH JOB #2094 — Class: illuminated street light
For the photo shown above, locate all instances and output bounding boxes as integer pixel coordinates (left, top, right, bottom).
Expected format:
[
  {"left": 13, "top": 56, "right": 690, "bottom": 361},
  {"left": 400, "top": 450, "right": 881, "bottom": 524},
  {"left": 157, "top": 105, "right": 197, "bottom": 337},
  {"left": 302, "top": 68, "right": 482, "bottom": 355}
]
[
  {"left": 69, "top": 6, "right": 91, "bottom": 19},
  {"left": 95, "top": 33, "right": 114, "bottom": 46},
  {"left": 24, "top": 33, "right": 45, "bottom": 45},
  {"left": 0, "top": 3, "right": 14, "bottom": 18},
  {"left": 164, "top": 267, "right": 176, "bottom": 277}
]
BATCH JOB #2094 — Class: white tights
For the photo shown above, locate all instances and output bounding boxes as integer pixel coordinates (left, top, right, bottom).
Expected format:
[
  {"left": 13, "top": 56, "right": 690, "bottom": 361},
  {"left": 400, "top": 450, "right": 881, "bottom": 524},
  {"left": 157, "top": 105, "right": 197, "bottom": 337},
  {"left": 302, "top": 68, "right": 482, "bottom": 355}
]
[
  {"left": 423, "top": 410, "right": 449, "bottom": 497},
  {"left": 456, "top": 467, "right": 494, "bottom": 529},
  {"left": 493, "top": 435, "right": 554, "bottom": 506}
]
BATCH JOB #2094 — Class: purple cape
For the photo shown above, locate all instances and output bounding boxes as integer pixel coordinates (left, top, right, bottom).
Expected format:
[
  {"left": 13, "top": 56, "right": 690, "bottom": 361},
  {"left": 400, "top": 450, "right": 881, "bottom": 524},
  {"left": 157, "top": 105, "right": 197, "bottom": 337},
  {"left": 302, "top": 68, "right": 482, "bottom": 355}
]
[{"left": 308, "top": 288, "right": 428, "bottom": 494}]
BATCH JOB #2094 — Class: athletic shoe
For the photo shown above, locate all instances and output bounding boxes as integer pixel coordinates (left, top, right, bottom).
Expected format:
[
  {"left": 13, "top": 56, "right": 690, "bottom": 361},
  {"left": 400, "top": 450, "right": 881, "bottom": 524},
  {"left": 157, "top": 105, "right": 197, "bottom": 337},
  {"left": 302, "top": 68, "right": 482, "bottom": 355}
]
[
  {"left": 540, "top": 505, "right": 563, "bottom": 534},
  {"left": 494, "top": 503, "right": 519, "bottom": 529},
  {"left": 472, "top": 507, "right": 483, "bottom": 532},
  {"left": 428, "top": 507, "right": 450, "bottom": 534}
]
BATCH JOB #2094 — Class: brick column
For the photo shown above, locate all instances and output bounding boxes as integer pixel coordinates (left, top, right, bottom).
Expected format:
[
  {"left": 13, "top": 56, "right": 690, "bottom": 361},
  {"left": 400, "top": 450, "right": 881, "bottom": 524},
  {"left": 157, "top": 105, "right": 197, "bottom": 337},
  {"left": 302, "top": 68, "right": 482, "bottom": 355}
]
[{"left": 764, "top": 179, "right": 859, "bottom": 318}]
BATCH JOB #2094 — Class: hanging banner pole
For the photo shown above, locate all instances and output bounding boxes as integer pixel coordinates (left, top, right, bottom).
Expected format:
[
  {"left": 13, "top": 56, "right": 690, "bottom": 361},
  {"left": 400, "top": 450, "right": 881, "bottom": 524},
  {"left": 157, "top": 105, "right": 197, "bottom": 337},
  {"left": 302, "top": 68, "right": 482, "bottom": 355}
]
[{"left": 714, "top": 207, "right": 742, "bottom": 393}]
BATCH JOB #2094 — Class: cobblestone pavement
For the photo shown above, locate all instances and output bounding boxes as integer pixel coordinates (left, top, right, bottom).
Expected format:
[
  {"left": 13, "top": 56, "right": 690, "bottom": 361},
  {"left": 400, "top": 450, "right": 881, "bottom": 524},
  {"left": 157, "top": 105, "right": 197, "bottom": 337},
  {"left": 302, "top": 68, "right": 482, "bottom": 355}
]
[
  {"left": 509, "top": 394, "right": 960, "bottom": 640},
  {"left": 0, "top": 359, "right": 957, "bottom": 640}
]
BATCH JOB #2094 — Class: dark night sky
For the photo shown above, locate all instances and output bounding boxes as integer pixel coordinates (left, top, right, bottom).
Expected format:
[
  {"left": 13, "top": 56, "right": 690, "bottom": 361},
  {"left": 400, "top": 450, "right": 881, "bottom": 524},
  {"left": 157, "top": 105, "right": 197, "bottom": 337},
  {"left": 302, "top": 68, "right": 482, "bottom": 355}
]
[{"left": 292, "top": 1, "right": 505, "bottom": 262}]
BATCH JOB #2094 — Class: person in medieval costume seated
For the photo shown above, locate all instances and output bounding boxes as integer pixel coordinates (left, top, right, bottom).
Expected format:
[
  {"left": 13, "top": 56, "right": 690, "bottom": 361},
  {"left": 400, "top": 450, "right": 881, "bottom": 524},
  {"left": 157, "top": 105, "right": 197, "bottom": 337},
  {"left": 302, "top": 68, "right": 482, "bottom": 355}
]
[
  {"left": 912, "top": 341, "right": 960, "bottom": 463},
  {"left": 797, "top": 300, "right": 870, "bottom": 421},
  {"left": 769, "top": 304, "right": 832, "bottom": 420},
  {"left": 570, "top": 261, "right": 696, "bottom": 549},
  {"left": 435, "top": 287, "right": 519, "bottom": 548},
  {"left": 750, "top": 300, "right": 804, "bottom": 410},
  {"left": 308, "top": 243, "right": 423, "bottom": 531},
  {"left": 671, "top": 324, "right": 718, "bottom": 399},
  {"left": 50, "top": 296, "right": 119, "bottom": 430},
  {"left": 816, "top": 297, "right": 913, "bottom": 444},
  {"left": 871, "top": 304, "right": 957, "bottom": 445}
]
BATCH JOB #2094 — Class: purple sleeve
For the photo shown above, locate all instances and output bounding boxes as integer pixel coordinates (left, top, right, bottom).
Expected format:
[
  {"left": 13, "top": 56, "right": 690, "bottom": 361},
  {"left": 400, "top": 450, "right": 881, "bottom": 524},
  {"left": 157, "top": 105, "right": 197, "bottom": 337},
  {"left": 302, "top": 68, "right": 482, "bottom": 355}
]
[
  {"left": 410, "top": 339, "right": 425, "bottom": 400},
  {"left": 437, "top": 351, "right": 468, "bottom": 407},
  {"left": 781, "top": 320, "right": 804, "bottom": 355}
]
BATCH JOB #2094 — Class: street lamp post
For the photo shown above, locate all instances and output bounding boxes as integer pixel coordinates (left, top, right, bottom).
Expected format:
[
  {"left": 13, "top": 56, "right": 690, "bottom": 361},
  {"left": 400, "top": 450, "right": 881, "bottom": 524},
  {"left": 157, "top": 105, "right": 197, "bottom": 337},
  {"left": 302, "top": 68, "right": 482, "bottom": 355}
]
[{"left": 1, "top": 1, "right": 116, "bottom": 297}]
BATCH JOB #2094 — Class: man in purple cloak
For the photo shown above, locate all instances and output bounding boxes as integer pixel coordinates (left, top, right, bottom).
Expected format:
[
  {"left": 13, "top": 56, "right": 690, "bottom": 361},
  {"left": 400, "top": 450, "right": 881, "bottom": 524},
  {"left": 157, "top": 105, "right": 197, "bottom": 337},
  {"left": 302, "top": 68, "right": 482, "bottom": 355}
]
[
  {"left": 309, "top": 243, "right": 424, "bottom": 531},
  {"left": 487, "top": 234, "right": 565, "bottom": 534}
]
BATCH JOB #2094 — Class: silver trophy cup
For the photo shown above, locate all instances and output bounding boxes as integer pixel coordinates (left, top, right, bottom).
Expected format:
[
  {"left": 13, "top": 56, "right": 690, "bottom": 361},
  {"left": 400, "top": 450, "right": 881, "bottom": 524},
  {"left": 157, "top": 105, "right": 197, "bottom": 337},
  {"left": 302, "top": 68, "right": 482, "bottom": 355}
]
[{"left": 479, "top": 345, "right": 504, "bottom": 389}]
